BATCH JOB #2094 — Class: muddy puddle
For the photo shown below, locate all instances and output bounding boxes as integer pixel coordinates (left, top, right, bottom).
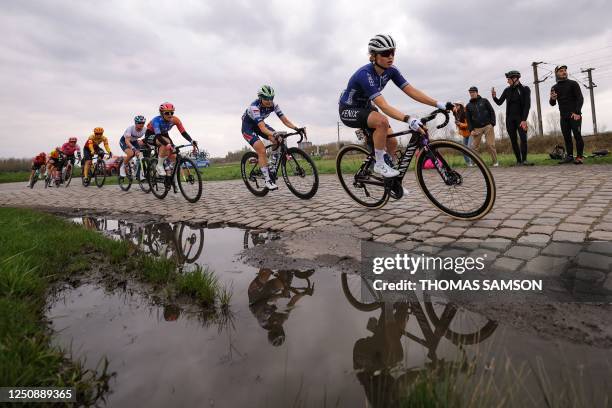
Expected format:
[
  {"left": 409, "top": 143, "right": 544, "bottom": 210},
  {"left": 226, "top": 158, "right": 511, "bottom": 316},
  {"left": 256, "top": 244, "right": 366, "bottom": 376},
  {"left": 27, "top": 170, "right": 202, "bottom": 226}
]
[{"left": 47, "top": 217, "right": 611, "bottom": 407}]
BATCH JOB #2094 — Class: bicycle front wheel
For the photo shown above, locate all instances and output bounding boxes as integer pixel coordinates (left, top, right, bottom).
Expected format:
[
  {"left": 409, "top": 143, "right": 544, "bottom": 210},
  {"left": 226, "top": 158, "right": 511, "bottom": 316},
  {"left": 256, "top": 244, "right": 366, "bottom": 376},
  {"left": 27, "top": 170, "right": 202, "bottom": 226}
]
[
  {"left": 94, "top": 160, "right": 106, "bottom": 188},
  {"left": 415, "top": 140, "right": 495, "bottom": 220},
  {"left": 176, "top": 157, "right": 202, "bottom": 203},
  {"left": 240, "top": 152, "right": 269, "bottom": 197},
  {"left": 281, "top": 147, "right": 319, "bottom": 199},
  {"left": 336, "top": 144, "right": 389, "bottom": 208}
]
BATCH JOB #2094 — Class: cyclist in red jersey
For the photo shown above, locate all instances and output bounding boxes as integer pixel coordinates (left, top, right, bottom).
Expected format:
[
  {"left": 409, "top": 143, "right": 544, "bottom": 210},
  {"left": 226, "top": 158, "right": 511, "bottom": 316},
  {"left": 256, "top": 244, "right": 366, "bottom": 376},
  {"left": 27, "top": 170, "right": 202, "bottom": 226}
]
[{"left": 28, "top": 152, "right": 47, "bottom": 186}]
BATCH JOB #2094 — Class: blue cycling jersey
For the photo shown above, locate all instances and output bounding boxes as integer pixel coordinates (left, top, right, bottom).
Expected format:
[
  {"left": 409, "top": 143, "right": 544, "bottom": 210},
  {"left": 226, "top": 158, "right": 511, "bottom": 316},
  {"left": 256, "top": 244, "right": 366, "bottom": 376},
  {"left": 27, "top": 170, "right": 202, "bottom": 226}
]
[
  {"left": 241, "top": 99, "right": 284, "bottom": 128},
  {"left": 339, "top": 63, "right": 409, "bottom": 108}
]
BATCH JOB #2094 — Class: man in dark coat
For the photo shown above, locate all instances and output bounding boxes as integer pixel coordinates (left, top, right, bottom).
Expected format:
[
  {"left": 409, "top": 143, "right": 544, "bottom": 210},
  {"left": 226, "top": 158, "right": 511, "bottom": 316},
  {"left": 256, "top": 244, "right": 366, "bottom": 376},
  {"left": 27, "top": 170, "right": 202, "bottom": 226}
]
[
  {"left": 492, "top": 70, "right": 532, "bottom": 166},
  {"left": 550, "top": 65, "right": 585, "bottom": 164},
  {"left": 466, "top": 86, "right": 499, "bottom": 166}
]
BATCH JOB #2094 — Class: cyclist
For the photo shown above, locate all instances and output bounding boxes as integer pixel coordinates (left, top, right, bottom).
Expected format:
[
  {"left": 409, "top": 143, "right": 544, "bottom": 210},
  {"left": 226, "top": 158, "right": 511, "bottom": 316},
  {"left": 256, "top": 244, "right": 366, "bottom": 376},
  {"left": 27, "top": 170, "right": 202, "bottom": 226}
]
[
  {"left": 339, "top": 34, "right": 454, "bottom": 177},
  {"left": 27, "top": 152, "right": 47, "bottom": 186},
  {"left": 145, "top": 102, "right": 198, "bottom": 177},
  {"left": 119, "top": 115, "right": 147, "bottom": 179},
  {"left": 241, "top": 85, "right": 304, "bottom": 190},
  {"left": 83, "top": 127, "right": 111, "bottom": 184},
  {"left": 47, "top": 146, "right": 67, "bottom": 182},
  {"left": 61, "top": 137, "right": 82, "bottom": 167}
]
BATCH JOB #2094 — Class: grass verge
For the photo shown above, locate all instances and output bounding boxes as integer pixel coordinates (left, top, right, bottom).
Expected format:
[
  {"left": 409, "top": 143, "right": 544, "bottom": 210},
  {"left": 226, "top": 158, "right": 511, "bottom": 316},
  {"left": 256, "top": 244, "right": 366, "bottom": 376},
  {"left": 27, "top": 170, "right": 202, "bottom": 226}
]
[{"left": 0, "top": 208, "right": 230, "bottom": 405}]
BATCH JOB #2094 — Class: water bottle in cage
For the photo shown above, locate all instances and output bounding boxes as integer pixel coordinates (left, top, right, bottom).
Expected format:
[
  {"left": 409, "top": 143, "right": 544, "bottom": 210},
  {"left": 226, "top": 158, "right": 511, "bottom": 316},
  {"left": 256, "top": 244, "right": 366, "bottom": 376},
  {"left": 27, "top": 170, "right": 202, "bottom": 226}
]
[{"left": 163, "top": 159, "right": 173, "bottom": 172}]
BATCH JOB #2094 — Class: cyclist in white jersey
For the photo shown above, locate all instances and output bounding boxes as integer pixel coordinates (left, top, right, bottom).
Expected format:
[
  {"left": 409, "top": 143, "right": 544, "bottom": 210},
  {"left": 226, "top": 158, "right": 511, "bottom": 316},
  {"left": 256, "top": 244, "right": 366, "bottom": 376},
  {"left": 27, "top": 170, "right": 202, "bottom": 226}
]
[{"left": 119, "top": 115, "right": 147, "bottom": 178}]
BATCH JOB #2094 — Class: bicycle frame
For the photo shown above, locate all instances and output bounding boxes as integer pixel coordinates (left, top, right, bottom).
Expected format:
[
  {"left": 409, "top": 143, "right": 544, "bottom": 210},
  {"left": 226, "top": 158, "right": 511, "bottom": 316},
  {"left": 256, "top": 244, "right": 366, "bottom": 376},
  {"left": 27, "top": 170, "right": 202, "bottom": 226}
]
[
  {"left": 264, "top": 130, "right": 305, "bottom": 177},
  {"left": 356, "top": 109, "right": 453, "bottom": 187}
]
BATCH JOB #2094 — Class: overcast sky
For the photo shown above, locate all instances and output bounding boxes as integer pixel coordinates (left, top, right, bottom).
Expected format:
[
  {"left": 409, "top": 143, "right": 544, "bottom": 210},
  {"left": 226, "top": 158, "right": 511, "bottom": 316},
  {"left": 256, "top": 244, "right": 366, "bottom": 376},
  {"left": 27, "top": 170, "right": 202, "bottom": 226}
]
[{"left": 2, "top": 0, "right": 611, "bottom": 158}]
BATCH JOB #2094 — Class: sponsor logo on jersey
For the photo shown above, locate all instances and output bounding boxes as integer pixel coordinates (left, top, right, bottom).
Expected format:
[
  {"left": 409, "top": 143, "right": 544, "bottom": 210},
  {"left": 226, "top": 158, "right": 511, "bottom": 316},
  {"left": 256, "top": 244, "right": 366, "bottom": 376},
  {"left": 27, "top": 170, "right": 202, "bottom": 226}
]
[{"left": 341, "top": 109, "right": 359, "bottom": 119}]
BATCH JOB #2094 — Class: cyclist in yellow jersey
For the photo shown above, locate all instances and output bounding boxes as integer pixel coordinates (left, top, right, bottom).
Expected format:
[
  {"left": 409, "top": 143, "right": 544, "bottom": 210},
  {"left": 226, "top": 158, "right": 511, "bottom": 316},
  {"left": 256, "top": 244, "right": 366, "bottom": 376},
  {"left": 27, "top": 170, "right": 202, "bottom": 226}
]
[{"left": 83, "top": 127, "right": 112, "bottom": 183}]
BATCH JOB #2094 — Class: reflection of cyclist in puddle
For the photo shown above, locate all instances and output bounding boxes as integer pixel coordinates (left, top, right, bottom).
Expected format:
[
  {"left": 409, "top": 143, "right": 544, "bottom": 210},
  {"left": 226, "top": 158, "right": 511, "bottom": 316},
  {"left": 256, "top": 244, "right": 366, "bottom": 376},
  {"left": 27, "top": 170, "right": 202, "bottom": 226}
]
[
  {"left": 342, "top": 273, "right": 498, "bottom": 408},
  {"left": 248, "top": 268, "right": 314, "bottom": 346},
  {"left": 353, "top": 302, "right": 417, "bottom": 408}
]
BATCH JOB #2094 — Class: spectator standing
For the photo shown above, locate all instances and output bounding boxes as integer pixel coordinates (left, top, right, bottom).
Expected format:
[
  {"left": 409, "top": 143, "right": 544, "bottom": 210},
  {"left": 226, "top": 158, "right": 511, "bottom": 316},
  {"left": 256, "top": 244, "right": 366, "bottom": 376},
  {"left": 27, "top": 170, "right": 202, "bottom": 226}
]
[
  {"left": 453, "top": 102, "right": 472, "bottom": 166},
  {"left": 466, "top": 87, "right": 499, "bottom": 167},
  {"left": 492, "top": 70, "right": 532, "bottom": 166},
  {"left": 550, "top": 65, "right": 585, "bottom": 164}
]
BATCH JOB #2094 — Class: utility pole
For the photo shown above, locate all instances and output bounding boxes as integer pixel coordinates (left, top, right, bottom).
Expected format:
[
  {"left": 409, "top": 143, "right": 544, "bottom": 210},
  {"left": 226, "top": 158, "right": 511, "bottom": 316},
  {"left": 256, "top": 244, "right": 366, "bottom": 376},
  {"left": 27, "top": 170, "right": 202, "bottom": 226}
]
[
  {"left": 532, "top": 61, "right": 545, "bottom": 137},
  {"left": 337, "top": 121, "right": 340, "bottom": 149},
  {"left": 581, "top": 68, "right": 598, "bottom": 135}
]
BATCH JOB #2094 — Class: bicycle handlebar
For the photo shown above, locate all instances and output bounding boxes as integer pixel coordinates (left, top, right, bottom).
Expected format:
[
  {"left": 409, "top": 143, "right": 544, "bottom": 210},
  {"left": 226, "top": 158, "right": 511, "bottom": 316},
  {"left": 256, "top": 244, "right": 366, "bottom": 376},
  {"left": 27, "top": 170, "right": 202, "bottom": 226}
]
[
  {"left": 420, "top": 109, "right": 450, "bottom": 129},
  {"left": 276, "top": 127, "right": 306, "bottom": 144}
]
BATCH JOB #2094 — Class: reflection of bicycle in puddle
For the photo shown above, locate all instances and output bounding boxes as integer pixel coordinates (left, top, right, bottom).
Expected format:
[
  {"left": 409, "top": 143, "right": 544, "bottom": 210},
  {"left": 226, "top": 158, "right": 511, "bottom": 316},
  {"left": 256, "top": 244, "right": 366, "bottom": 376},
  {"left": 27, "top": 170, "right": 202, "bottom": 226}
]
[
  {"left": 248, "top": 268, "right": 314, "bottom": 346},
  {"left": 341, "top": 272, "right": 498, "bottom": 407},
  {"left": 81, "top": 217, "right": 205, "bottom": 269},
  {"left": 243, "top": 229, "right": 280, "bottom": 249}
]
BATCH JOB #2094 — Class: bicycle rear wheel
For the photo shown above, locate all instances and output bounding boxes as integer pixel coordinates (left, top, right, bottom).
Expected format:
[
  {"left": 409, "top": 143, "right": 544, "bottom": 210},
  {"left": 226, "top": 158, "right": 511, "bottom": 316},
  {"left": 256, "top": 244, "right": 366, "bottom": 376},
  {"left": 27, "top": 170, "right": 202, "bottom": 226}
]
[
  {"left": 336, "top": 144, "right": 389, "bottom": 208},
  {"left": 94, "top": 160, "right": 106, "bottom": 188},
  {"left": 148, "top": 159, "right": 169, "bottom": 200},
  {"left": 64, "top": 164, "right": 73, "bottom": 187},
  {"left": 118, "top": 161, "right": 134, "bottom": 192},
  {"left": 176, "top": 157, "right": 202, "bottom": 203},
  {"left": 416, "top": 140, "right": 495, "bottom": 220},
  {"left": 138, "top": 159, "right": 151, "bottom": 193},
  {"left": 281, "top": 147, "right": 319, "bottom": 199},
  {"left": 241, "top": 152, "right": 269, "bottom": 197}
]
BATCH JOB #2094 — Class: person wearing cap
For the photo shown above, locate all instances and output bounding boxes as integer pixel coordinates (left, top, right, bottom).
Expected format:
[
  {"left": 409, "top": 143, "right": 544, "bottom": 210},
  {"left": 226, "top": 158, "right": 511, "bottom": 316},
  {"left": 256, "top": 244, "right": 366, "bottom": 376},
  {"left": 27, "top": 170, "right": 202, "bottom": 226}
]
[
  {"left": 452, "top": 102, "right": 472, "bottom": 166},
  {"left": 492, "top": 70, "right": 532, "bottom": 166},
  {"left": 465, "top": 87, "right": 499, "bottom": 167},
  {"left": 550, "top": 65, "right": 585, "bottom": 164}
]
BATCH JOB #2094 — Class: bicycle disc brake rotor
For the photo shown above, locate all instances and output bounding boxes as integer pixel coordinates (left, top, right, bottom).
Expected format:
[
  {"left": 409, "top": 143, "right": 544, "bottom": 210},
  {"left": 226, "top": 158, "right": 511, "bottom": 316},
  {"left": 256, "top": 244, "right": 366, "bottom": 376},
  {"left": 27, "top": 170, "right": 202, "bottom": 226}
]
[{"left": 445, "top": 169, "right": 463, "bottom": 186}]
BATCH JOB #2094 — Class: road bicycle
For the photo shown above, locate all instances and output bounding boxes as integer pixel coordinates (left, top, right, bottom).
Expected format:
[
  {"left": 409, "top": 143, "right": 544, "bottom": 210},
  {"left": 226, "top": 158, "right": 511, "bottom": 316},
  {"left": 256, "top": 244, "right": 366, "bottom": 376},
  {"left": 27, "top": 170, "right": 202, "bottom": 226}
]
[
  {"left": 241, "top": 128, "right": 319, "bottom": 199},
  {"left": 148, "top": 143, "right": 203, "bottom": 203},
  {"left": 118, "top": 149, "right": 151, "bottom": 193},
  {"left": 29, "top": 167, "right": 44, "bottom": 188},
  {"left": 336, "top": 109, "right": 496, "bottom": 220},
  {"left": 81, "top": 152, "right": 109, "bottom": 188}
]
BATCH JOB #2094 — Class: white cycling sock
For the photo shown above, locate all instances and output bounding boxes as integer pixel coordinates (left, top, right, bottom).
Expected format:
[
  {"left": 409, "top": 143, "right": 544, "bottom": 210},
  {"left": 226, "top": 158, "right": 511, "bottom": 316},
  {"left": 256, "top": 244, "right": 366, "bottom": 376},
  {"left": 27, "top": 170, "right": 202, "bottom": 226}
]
[
  {"left": 261, "top": 166, "right": 270, "bottom": 181},
  {"left": 375, "top": 149, "right": 386, "bottom": 165}
]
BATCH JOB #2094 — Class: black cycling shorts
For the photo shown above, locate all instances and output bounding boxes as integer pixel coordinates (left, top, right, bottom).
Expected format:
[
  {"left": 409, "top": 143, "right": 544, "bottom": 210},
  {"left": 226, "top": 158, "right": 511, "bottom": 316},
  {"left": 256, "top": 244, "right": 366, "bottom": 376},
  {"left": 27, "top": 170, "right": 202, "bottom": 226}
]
[
  {"left": 339, "top": 105, "right": 378, "bottom": 129},
  {"left": 83, "top": 147, "right": 104, "bottom": 161}
]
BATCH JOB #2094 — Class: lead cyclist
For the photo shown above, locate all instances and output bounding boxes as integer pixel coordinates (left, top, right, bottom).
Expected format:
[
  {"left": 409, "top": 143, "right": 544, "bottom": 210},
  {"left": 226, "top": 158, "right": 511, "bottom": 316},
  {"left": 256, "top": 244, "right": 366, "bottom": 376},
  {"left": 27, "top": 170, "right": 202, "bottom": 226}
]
[{"left": 338, "top": 34, "right": 455, "bottom": 180}]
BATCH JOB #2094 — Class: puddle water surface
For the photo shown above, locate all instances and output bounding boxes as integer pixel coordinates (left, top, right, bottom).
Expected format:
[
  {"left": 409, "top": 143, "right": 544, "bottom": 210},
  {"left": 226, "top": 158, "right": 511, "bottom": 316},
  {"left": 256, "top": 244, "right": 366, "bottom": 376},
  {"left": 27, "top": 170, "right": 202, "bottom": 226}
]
[{"left": 47, "top": 217, "right": 611, "bottom": 407}]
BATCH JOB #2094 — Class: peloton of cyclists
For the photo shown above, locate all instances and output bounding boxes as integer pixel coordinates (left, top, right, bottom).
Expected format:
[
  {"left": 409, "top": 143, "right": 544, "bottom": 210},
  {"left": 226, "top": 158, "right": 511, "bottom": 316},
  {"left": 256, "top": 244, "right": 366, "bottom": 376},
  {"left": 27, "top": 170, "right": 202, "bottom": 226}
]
[
  {"left": 241, "top": 85, "right": 305, "bottom": 190},
  {"left": 338, "top": 34, "right": 454, "bottom": 178},
  {"left": 47, "top": 137, "right": 81, "bottom": 183},
  {"left": 145, "top": 102, "right": 198, "bottom": 177}
]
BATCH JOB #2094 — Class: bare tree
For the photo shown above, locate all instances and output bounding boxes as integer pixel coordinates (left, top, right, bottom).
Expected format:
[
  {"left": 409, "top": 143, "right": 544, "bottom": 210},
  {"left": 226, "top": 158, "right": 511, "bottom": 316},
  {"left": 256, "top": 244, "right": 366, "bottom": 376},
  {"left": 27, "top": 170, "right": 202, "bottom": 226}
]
[
  {"left": 497, "top": 112, "right": 506, "bottom": 139},
  {"left": 527, "top": 111, "right": 539, "bottom": 138},
  {"left": 546, "top": 112, "right": 561, "bottom": 136}
]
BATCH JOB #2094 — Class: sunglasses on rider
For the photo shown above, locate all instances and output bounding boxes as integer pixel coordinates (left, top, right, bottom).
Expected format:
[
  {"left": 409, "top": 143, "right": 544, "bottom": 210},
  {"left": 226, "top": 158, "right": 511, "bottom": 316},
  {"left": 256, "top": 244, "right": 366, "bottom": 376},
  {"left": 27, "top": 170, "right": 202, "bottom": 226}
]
[
  {"left": 260, "top": 96, "right": 274, "bottom": 101},
  {"left": 162, "top": 111, "right": 175, "bottom": 116},
  {"left": 378, "top": 49, "right": 395, "bottom": 57}
]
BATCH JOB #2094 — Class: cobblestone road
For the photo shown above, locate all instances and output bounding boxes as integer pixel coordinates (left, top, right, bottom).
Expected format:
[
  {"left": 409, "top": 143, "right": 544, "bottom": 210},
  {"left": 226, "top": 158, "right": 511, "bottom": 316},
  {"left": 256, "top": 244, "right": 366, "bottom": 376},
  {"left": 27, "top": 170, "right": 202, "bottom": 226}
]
[
  {"left": 2, "top": 165, "right": 612, "bottom": 287},
  {"left": 2, "top": 166, "right": 612, "bottom": 243}
]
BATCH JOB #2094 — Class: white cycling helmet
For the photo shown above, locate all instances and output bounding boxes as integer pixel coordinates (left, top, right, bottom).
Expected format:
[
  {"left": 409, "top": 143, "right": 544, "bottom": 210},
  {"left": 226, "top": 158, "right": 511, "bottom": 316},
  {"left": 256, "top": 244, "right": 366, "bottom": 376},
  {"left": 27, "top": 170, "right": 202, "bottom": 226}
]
[{"left": 368, "top": 34, "right": 396, "bottom": 53}]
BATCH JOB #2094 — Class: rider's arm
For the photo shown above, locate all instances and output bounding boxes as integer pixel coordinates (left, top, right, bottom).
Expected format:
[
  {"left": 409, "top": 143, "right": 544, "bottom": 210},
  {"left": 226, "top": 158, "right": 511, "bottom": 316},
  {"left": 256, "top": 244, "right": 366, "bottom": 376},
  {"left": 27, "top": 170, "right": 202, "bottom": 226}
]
[
  {"left": 279, "top": 115, "right": 298, "bottom": 130},
  {"left": 173, "top": 117, "right": 194, "bottom": 143},
  {"left": 400, "top": 83, "right": 439, "bottom": 108},
  {"left": 257, "top": 121, "right": 275, "bottom": 138},
  {"left": 102, "top": 137, "right": 111, "bottom": 154},
  {"left": 123, "top": 128, "right": 134, "bottom": 148},
  {"left": 87, "top": 138, "right": 96, "bottom": 154},
  {"left": 521, "top": 87, "right": 531, "bottom": 121},
  {"left": 371, "top": 95, "right": 408, "bottom": 122}
]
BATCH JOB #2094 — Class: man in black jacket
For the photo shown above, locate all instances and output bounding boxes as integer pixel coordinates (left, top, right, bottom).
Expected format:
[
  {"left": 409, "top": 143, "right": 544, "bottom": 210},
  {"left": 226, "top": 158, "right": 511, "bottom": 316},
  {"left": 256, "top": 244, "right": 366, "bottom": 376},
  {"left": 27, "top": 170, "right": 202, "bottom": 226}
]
[
  {"left": 492, "top": 70, "right": 532, "bottom": 166},
  {"left": 466, "top": 87, "right": 499, "bottom": 166},
  {"left": 550, "top": 65, "right": 585, "bottom": 164}
]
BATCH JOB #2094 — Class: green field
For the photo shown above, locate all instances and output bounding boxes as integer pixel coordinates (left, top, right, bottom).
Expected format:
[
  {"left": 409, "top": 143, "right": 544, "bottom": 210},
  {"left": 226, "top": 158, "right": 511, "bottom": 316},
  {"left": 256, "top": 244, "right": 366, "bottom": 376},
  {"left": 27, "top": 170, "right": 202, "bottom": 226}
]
[
  {"left": 3, "top": 153, "right": 610, "bottom": 185},
  {"left": 0, "top": 208, "right": 228, "bottom": 404}
]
